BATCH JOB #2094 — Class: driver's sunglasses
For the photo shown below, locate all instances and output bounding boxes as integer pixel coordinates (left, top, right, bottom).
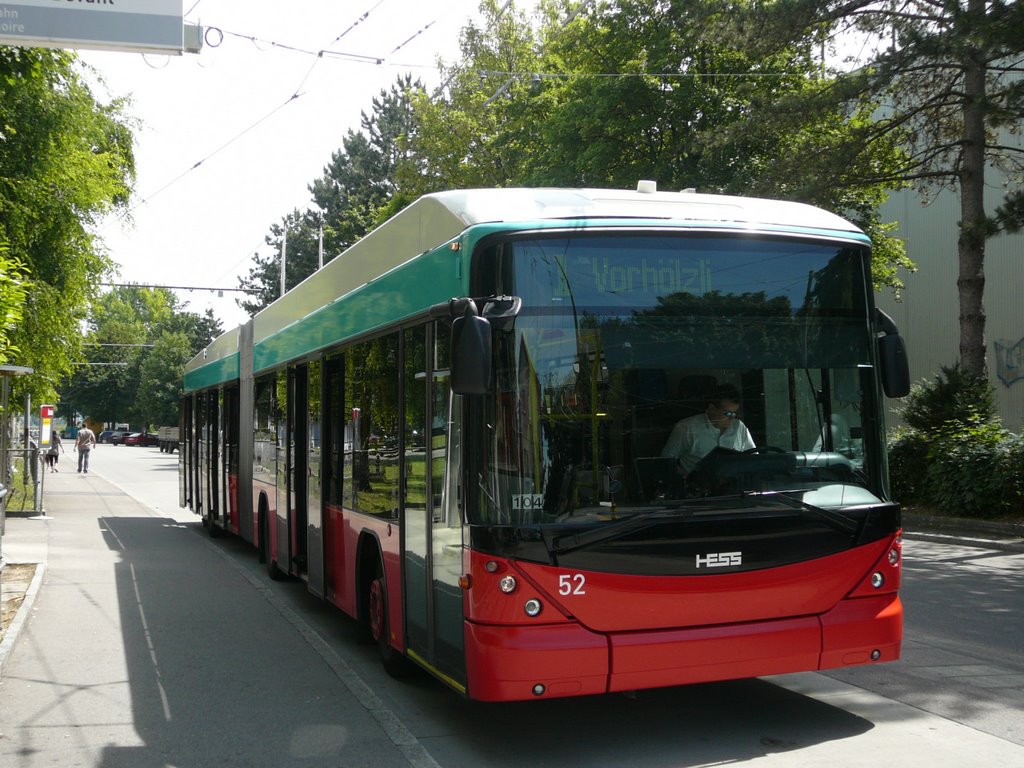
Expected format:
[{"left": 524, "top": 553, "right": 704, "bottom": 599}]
[{"left": 719, "top": 408, "right": 740, "bottom": 418}]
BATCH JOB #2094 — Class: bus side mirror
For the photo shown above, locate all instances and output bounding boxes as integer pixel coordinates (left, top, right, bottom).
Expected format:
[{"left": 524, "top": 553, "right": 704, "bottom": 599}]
[
  {"left": 875, "top": 308, "right": 910, "bottom": 398},
  {"left": 451, "top": 311, "right": 492, "bottom": 395}
]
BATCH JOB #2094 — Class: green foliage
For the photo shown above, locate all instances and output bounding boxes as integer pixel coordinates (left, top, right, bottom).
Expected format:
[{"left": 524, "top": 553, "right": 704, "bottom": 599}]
[
  {"left": 0, "top": 240, "right": 30, "bottom": 365},
  {"left": 0, "top": 48, "right": 135, "bottom": 403},
  {"left": 61, "top": 287, "right": 222, "bottom": 429},
  {"left": 704, "top": 0, "right": 1024, "bottom": 376},
  {"left": 238, "top": 76, "right": 424, "bottom": 315},
  {"left": 888, "top": 366, "right": 1022, "bottom": 518},
  {"left": 886, "top": 427, "right": 928, "bottom": 502},
  {"left": 235, "top": 0, "right": 920, "bottom": 317},
  {"left": 923, "top": 418, "right": 1022, "bottom": 519},
  {"left": 404, "top": 0, "right": 911, "bottom": 291},
  {"left": 899, "top": 364, "right": 996, "bottom": 433},
  {"left": 136, "top": 332, "right": 193, "bottom": 428}
]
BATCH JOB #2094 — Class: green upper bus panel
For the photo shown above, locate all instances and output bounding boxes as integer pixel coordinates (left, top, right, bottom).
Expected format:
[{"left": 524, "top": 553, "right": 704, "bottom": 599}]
[
  {"left": 184, "top": 184, "right": 870, "bottom": 388},
  {"left": 183, "top": 326, "right": 239, "bottom": 392}
]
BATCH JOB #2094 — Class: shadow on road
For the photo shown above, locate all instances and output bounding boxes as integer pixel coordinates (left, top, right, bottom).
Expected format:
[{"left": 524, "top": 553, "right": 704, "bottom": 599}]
[{"left": 90, "top": 514, "right": 886, "bottom": 767}]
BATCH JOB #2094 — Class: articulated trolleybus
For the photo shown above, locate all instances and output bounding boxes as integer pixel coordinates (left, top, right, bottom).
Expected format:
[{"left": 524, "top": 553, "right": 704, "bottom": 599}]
[{"left": 181, "top": 183, "right": 910, "bottom": 702}]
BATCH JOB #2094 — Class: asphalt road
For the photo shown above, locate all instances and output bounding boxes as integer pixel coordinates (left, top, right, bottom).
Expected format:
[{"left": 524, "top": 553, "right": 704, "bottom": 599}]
[
  {"left": 24, "top": 443, "right": 1022, "bottom": 767},
  {"left": 826, "top": 535, "right": 1024, "bottom": 744}
]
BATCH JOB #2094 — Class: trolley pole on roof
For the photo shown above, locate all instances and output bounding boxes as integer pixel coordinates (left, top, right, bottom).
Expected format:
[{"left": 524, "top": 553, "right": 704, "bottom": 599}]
[{"left": 280, "top": 229, "right": 288, "bottom": 299}]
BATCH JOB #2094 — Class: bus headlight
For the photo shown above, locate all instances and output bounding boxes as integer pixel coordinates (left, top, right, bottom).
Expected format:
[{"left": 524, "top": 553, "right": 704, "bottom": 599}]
[
  {"left": 524, "top": 599, "right": 542, "bottom": 617},
  {"left": 499, "top": 575, "right": 517, "bottom": 593},
  {"left": 870, "top": 572, "right": 885, "bottom": 588}
]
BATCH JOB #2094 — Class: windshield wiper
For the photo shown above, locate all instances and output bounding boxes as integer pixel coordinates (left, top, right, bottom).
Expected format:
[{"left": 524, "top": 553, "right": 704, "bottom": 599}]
[
  {"left": 543, "top": 505, "right": 705, "bottom": 557},
  {"left": 742, "top": 489, "right": 860, "bottom": 535},
  {"left": 542, "top": 491, "right": 859, "bottom": 559}
]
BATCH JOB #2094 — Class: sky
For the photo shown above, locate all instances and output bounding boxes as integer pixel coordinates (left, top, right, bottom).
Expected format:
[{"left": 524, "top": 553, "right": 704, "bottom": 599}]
[{"left": 79, "top": 0, "right": 494, "bottom": 331}]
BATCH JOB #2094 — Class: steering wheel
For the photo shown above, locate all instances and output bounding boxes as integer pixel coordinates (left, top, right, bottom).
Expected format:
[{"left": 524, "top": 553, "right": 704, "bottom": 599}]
[{"left": 743, "top": 446, "right": 786, "bottom": 455}]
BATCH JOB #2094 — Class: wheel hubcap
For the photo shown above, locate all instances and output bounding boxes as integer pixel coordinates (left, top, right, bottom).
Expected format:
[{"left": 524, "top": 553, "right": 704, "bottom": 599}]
[{"left": 369, "top": 578, "right": 385, "bottom": 642}]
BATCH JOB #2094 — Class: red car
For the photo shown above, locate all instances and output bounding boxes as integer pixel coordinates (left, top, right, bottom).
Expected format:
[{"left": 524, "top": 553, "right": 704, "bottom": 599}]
[{"left": 124, "top": 432, "right": 159, "bottom": 447}]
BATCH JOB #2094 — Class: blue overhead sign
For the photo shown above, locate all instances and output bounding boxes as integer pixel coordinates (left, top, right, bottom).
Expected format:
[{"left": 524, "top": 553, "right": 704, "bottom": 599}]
[{"left": 0, "top": 0, "right": 184, "bottom": 54}]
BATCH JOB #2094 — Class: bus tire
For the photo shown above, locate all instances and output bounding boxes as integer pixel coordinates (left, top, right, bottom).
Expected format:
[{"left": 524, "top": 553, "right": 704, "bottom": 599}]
[
  {"left": 259, "top": 504, "right": 283, "bottom": 581},
  {"left": 368, "top": 567, "right": 412, "bottom": 678}
]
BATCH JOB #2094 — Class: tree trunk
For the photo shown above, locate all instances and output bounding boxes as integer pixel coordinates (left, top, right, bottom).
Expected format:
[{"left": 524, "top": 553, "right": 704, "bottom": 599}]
[{"left": 957, "top": 4, "right": 988, "bottom": 379}]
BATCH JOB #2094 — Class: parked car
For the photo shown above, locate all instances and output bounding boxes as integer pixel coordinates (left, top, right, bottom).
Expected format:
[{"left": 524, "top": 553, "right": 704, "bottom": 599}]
[
  {"left": 124, "top": 432, "right": 159, "bottom": 447},
  {"left": 98, "top": 430, "right": 115, "bottom": 443},
  {"left": 109, "top": 431, "right": 132, "bottom": 445}
]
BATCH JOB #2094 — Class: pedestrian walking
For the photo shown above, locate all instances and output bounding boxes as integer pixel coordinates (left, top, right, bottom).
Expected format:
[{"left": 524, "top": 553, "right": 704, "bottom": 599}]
[
  {"left": 74, "top": 422, "right": 97, "bottom": 473},
  {"left": 45, "top": 431, "right": 64, "bottom": 472}
]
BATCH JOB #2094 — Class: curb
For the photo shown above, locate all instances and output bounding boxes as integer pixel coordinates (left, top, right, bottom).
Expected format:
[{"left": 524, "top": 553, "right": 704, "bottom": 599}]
[
  {"left": 902, "top": 511, "right": 1024, "bottom": 537},
  {"left": 0, "top": 561, "right": 46, "bottom": 680},
  {"left": 902, "top": 512, "right": 1024, "bottom": 553}
]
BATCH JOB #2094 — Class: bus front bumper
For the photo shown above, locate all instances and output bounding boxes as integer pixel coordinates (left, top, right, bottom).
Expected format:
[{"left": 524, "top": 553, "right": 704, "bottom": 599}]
[{"left": 464, "top": 593, "right": 902, "bottom": 702}]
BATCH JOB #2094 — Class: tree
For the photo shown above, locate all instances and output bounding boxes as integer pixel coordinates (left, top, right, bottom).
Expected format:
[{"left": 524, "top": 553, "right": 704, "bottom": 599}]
[
  {"left": 237, "top": 209, "right": 324, "bottom": 315},
  {"left": 0, "top": 48, "right": 135, "bottom": 405},
  {"left": 408, "top": 0, "right": 546, "bottom": 194},
  {"left": 61, "top": 286, "right": 222, "bottom": 427},
  {"left": 238, "top": 75, "right": 425, "bottom": 315},
  {"left": 136, "top": 332, "right": 193, "bottom": 428},
  {"left": 0, "top": 242, "right": 30, "bottom": 366},
  {"left": 409, "top": 0, "right": 912, "bottom": 290},
  {"left": 700, "top": 0, "right": 1024, "bottom": 378}
]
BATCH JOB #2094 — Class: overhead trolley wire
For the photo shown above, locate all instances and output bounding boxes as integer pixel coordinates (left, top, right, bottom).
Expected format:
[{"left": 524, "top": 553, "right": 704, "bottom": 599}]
[
  {"left": 128, "top": 4, "right": 395, "bottom": 214},
  {"left": 126, "top": 93, "right": 300, "bottom": 214}
]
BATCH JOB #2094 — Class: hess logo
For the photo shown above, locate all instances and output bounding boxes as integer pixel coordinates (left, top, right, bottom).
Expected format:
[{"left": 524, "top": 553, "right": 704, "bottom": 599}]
[{"left": 695, "top": 551, "right": 742, "bottom": 568}]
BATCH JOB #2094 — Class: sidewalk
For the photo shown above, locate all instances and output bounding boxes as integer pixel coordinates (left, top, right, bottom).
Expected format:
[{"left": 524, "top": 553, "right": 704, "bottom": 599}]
[{"left": 0, "top": 470, "right": 427, "bottom": 767}]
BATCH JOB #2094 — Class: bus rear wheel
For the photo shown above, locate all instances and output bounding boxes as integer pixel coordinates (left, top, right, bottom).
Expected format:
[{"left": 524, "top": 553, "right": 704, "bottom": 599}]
[
  {"left": 260, "top": 506, "right": 283, "bottom": 581},
  {"left": 368, "top": 571, "right": 411, "bottom": 678}
]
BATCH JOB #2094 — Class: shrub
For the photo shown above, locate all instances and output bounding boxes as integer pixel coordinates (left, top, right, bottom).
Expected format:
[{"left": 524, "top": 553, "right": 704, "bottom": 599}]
[
  {"left": 888, "top": 366, "right": 1024, "bottom": 518},
  {"left": 924, "top": 415, "right": 1016, "bottom": 518},
  {"left": 887, "top": 427, "right": 928, "bottom": 502},
  {"left": 899, "top": 364, "right": 996, "bottom": 433}
]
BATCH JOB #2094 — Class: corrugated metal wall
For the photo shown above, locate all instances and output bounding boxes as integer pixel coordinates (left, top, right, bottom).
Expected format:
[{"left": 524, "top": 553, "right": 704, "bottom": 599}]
[{"left": 876, "top": 182, "right": 1024, "bottom": 433}]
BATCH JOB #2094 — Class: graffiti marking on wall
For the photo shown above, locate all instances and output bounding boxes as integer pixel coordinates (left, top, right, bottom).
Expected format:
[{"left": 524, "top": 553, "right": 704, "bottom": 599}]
[{"left": 994, "top": 338, "right": 1024, "bottom": 387}]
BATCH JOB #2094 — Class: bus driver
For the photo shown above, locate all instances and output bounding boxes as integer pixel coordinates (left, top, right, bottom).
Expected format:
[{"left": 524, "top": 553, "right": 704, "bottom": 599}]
[{"left": 660, "top": 383, "right": 755, "bottom": 475}]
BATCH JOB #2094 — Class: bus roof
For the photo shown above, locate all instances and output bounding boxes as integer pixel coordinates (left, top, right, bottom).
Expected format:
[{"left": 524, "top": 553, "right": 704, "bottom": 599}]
[
  {"left": 425, "top": 186, "right": 862, "bottom": 233},
  {"left": 184, "top": 185, "right": 865, "bottom": 389}
]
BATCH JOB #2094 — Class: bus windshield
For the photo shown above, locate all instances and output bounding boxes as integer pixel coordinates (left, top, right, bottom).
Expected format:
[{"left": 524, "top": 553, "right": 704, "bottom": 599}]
[{"left": 475, "top": 232, "right": 884, "bottom": 526}]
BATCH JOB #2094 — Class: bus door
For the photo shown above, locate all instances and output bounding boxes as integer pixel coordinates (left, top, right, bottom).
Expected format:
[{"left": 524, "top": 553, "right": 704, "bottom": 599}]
[
  {"left": 222, "top": 387, "right": 240, "bottom": 534},
  {"left": 207, "top": 391, "right": 220, "bottom": 527},
  {"left": 287, "top": 365, "right": 309, "bottom": 577},
  {"left": 179, "top": 395, "right": 190, "bottom": 510},
  {"left": 196, "top": 393, "right": 208, "bottom": 519},
  {"left": 320, "top": 355, "right": 345, "bottom": 603},
  {"left": 306, "top": 360, "right": 325, "bottom": 597},
  {"left": 402, "top": 324, "right": 466, "bottom": 688}
]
